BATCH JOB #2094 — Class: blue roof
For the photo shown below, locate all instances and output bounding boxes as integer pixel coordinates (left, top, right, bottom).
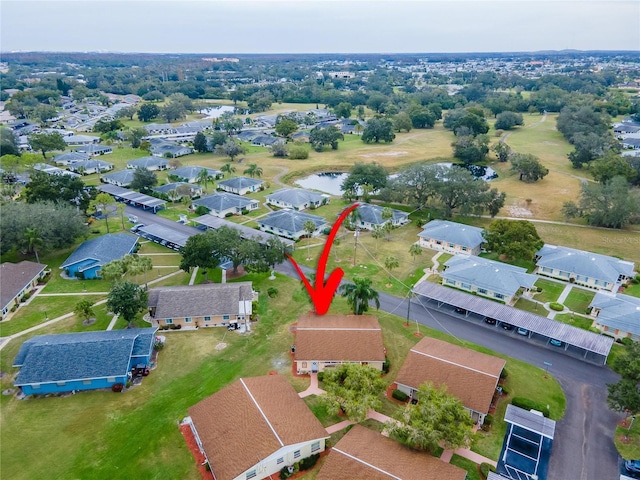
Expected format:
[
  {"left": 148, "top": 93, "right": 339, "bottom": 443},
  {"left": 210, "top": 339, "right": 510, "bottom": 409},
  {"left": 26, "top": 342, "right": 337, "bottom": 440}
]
[
  {"left": 258, "top": 209, "right": 327, "bottom": 233},
  {"left": 172, "top": 165, "right": 222, "bottom": 181},
  {"left": 355, "top": 203, "right": 408, "bottom": 225},
  {"left": 127, "top": 156, "right": 168, "bottom": 169},
  {"left": 193, "top": 192, "right": 257, "bottom": 212},
  {"left": 13, "top": 328, "right": 158, "bottom": 385},
  {"left": 218, "top": 176, "right": 263, "bottom": 190},
  {"left": 102, "top": 169, "right": 135, "bottom": 185},
  {"left": 61, "top": 233, "right": 138, "bottom": 270},
  {"left": 418, "top": 220, "right": 485, "bottom": 248},
  {"left": 590, "top": 292, "right": 640, "bottom": 336}
]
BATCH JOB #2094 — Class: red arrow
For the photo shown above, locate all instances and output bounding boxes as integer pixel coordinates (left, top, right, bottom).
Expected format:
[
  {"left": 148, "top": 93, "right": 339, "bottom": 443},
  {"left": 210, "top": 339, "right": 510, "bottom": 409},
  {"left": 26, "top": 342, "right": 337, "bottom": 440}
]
[{"left": 286, "top": 203, "right": 359, "bottom": 315}]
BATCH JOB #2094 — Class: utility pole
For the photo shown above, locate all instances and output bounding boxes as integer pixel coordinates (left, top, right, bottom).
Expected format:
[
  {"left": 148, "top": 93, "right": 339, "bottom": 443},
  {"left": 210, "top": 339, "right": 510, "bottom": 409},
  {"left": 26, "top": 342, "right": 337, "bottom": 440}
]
[
  {"left": 405, "top": 292, "right": 412, "bottom": 327},
  {"left": 352, "top": 228, "right": 360, "bottom": 267}
]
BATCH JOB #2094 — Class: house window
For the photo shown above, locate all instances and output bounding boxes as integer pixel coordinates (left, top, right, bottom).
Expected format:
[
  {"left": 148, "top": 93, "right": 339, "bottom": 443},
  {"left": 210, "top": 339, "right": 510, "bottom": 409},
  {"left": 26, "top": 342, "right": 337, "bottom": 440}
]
[
  {"left": 82, "top": 380, "right": 91, "bottom": 385},
  {"left": 246, "top": 470, "right": 257, "bottom": 479},
  {"left": 436, "top": 240, "right": 442, "bottom": 245},
  {"left": 107, "top": 377, "right": 116, "bottom": 383},
  {"left": 449, "top": 243, "right": 454, "bottom": 248},
  {"left": 302, "top": 362, "right": 307, "bottom": 368},
  {"left": 311, "top": 441, "right": 320, "bottom": 453},
  {"left": 32, "top": 384, "right": 40, "bottom": 389},
  {"left": 461, "top": 283, "right": 471, "bottom": 290},
  {"left": 57, "top": 381, "right": 66, "bottom": 387},
  {"left": 495, "top": 293, "right": 504, "bottom": 299},
  {"left": 185, "top": 317, "right": 192, "bottom": 323},
  {"left": 166, "top": 319, "right": 173, "bottom": 324},
  {"left": 223, "top": 315, "right": 230, "bottom": 320},
  {"left": 462, "top": 246, "right": 467, "bottom": 251},
  {"left": 478, "top": 288, "right": 487, "bottom": 294},
  {"left": 204, "top": 316, "right": 211, "bottom": 321},
  {"left": 446, "top": 279, "right": 455, "bottom": 285},
  {"left": 277, "top": 457, "right": 284, "bottom": 465},
  {"left": 294, "top": 450, "right": 301, "bottom": 459}
]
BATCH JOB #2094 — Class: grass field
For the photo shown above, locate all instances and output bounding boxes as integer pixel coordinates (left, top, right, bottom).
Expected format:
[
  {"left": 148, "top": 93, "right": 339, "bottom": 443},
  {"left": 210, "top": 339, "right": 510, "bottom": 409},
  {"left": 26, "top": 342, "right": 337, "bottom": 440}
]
[
  {"left": 563, "top": 288, "right": 596, "bottom": 314},
  {"left": 0, "top": 272, "right": 565, "bottom": 478},
  {"left": 513, "top": 298, "right": 544, "bottom": 315},
  {"left": 532, "top": 278, "right": 565, "bottom": 304},
  {"left": 554, "top": 313, "right": 595, "bottom": 330},
  {"left": 615, "top": 416, "right": 640, "bottom": 460},
  {"left": 450, "top": 454, "right": 481, "bottom": 480}
]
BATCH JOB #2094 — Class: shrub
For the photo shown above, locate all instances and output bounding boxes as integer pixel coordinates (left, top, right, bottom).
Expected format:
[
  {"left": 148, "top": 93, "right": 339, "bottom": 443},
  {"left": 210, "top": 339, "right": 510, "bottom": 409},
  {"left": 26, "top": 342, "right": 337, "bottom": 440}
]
[
  {"left": 392, "top": 389, "right": 408, "bottom": 402},
  {"left": 279, "top": 466, "right": 292, "bottom": 480},
  {"left": 298, "top": 453, "right": 320, "bottom": 471},
  {"left": 125, "top": 380, "right": 132, "bottom": 388},
  {"left": 175, "top": 324, "right": 182, "bottom": 330},
  {"left": 500, "top": 369, "right": 508, "bottom": 380},
  {"left": 500, "top": 386, "right": 509, "bottom": 396},
  {"left": 549, "top": 302, "right": 564, "bottom": 311},
  {"left": 483, "top": 414, "right": 493, "bottom": 426},
  {"left": 631, "top": 277, "right": 639, "bottom": 285},
  {"left": 480, "top": 462, "right": 496, "bottom": 478},
  {"left": 195, "top": 205, "right": 209, "bottom": 216},
  {"left": 153, "top": 340, "right": 165, "bottom": 350},
  {"left": 289, "top": 145, "right": 309, "bottom": 159},
  {"left": 382, "top": 357, "right": 391, "bottom": 374},
  {"left": 20, "top": 292, "right": 31, "bottom": 302},
  {"left": 511, "top": 397, "right": 549, "bottom": 417},
  {"left": 536, "top": 286, "right": 543, "bottom": 293},
  {"left": 267, "top": 287, "right": 279, "bottom": 298},
  {"left": 316, "top": 372, "right": 324, "bottom": 382},
  {"left": 112, "top": 383, "right": 124, "bottom": 392},
  {"left": 205, "top": 462, "right": 211, "bottom": 472},
  {"left": 620, "top": 337, "right": 633, "bottom": 346}
]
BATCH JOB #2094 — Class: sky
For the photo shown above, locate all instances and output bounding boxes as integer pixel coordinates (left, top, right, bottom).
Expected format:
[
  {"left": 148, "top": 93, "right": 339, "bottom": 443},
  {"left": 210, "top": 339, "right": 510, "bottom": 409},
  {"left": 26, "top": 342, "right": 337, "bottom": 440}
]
[{"left": 1, "top": 0, "right": 639, "bottom": 54}]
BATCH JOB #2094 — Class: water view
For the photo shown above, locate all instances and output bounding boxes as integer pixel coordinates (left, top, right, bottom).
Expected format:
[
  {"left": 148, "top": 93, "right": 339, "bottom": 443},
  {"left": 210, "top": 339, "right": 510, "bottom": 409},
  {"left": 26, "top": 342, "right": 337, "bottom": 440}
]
[{"left": 295, "top": 164, "right": 498, "bottom": 196}]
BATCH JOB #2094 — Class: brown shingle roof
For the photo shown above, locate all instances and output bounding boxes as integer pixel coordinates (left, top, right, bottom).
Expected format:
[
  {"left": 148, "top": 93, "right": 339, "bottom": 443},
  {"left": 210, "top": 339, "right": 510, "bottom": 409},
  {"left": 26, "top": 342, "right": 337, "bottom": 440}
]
[
  {"left": 295, "top": 315, "right": 385, "bottom": 363},
  {"left": 188, "top": 374, "right": 327, "bottom": 480},
  {"left": 395, "top": 337, "right": 505, "bottom": 414},
  {"left": 0, "top": 261, "right": 46, "bottom": 311},
  {"left": 148, "top": 282, "right": 253, "bottom": 319},
  {"left": 316, "top": 425, "right": 466, "bottom": 480}
]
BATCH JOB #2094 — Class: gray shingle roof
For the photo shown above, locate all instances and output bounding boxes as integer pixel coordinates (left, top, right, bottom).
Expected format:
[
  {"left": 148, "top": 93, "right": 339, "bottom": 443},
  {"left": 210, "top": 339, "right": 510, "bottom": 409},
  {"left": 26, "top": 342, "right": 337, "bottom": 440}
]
[
  {"left": 191, "top": 215, "right": 295, "bottom": 247},
  {"left": 13, "top": 328, "right": 157, "bottom": 385},
  {"left": 102, "top": 169, "right": 135, "bottom": 185},
  {"left": 148, "top": 282, "right": 254, "bottom": 319},
  {"left": 218, "top": 176, "right": 263, "bottom": 190},
  {"left": 76, "top": 144, "right": 112, "bottom": 154},
  {"left": 70, "top": 159, "right": 113, "bottom": 171},
  {"left": 355, "top": 203, "right": 408, "bottom": 225},
  {"left": 172, "top": 166, "right": 222, "bottom": 182},
  {"left": 127, "top": 156, "right": 168, "bottom": 169},
  {"left": 418, "top": 220, "right": 485, "bottom": 248},
  {"left": 442, "top": 255, "right": 537, "bottom": 297},
  {"left": 266, "top": 188, "right": 327, "bottom": 207},
  {"left": 193, "top": 192, "right": 257, "bottom": 212},
  {"left": 153, "top": 182, "right": 200, "bottom": 195},
  {"left": 536, "top": 244, "right": 636, "bottom": 285},
  {"left": 590, "top": 292, "right": 640, "bottom": 336},
  {"left": 258, "top": 210, "right": 327, "bottom": 233},
  {"left": 60, "top": 233, "right": 138, "bottom": 270},
  {"left": 1, "top": 261, "right": 47, "bottom": 311},
  {"left": 54, "top": 152, "right": 89, "bottom": 164}
]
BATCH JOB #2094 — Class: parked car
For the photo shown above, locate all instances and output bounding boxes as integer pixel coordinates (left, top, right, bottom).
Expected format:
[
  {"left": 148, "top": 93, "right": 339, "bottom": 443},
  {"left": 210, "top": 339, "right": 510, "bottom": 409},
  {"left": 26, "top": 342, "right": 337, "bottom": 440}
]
[
  {"left": 130, "top": 223, "right": 145, "bottom": 233},
  {"left": 549, "top": 338, "right": 563, "bottom": 347},
  {"left": 501, "top": 323, "right": 514, "bottom": 331},
  {"left": 625, "top": 460, "right": 640, "bottom": 474},
  {"left": 517, "top": 327, "right": 529, "bottom": 336},
  {"left": 484, "top": 317, "right": 497, "bottom": 325},
  {"left": 454, "top": 307, "right": 467, "bottom": 314}
]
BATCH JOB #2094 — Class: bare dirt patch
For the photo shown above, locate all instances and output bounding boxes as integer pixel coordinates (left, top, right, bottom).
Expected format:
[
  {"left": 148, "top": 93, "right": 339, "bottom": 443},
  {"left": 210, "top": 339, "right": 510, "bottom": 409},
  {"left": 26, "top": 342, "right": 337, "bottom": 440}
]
[
  {"left": 507, "top": 206, "right": 533, "bottom": 217},
  {"left": 359, "top": 150, "right": 408, "bottom": 159},
  {"left": 214, "top": 342, "right": 227, "bottom": 351}
]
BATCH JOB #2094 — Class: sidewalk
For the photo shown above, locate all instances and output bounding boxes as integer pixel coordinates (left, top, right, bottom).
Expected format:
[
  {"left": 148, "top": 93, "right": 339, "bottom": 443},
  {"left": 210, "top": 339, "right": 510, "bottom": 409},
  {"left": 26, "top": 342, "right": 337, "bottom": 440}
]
[{"left": 298, "top": 373, "right": 325, "bottom": 398}]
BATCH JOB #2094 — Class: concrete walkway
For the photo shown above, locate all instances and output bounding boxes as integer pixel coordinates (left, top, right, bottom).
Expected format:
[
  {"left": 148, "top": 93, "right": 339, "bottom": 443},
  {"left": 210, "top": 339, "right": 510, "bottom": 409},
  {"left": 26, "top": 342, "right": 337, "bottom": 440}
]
[
  {"left": 557, "top": 283, "right": 573, "bottom": 304},
  {"left": 298, "top": 373, "right": 325, "bottom": 398},
  {"left": 440, "top": 447, "right": 497, "bottom": 467},
  {"left": 414, "top": 250, "right": 443, "bottom": 285},
  {"left": 188, "top": 266, "right": 199, "bottom": 286},
  {"left": 325, "top": 420, "right": 355, "bottom": 434},
  {"left": 105, "top": 314, "right": 119, "bottom": 331}
]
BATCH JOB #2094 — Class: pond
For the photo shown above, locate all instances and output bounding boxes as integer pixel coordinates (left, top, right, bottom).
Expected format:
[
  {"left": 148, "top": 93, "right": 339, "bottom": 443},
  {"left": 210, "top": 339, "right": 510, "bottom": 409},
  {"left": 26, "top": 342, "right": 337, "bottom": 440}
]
[
  {"left": 294, "top": 163, "right": 498, "bottom": 196},
  {"left": 199, "top": 105, "right": 236, "bottom": 119}
]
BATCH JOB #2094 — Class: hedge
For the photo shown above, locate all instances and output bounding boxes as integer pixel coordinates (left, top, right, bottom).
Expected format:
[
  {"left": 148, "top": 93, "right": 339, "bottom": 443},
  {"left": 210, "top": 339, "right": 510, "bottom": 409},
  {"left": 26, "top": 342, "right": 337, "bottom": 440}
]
[
  {"left": 480, "top": 462, "right": 496, "bottom": 478},
  {"left": 392, "top": 389, "right": 408, "bottom": 402},
  {"left": 511, "top": 397, "right": 550, "bottom": 417}
]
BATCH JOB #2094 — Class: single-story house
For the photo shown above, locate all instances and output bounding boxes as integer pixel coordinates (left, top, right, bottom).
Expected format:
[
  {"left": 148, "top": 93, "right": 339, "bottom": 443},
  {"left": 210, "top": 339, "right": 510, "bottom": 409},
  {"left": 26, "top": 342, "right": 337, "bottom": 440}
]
[
  {"left": 251, "top": 135, "right": 280, "bottom": 147},
  {"left": 294, "top": 315, "right": 386, "bottom": 374},
  {"left": 171, "top": 166, "right": 222, "bottom": 183},
  {"left": 622, "top": 137, "right": 640, "bottom": 150},
  {"left": 60, "top": 233, "right": 138, "bottom": 279},
  {"left": 235, "top": 130, "right": 259, "bottom": 142},
  {"left": 418, "top": 220, "right": 485, "bottom": 256},
  {"left": 351, "top": 203, "right": 410, "bottom": 231},
  {"left": 63, "top": 134, "right": 99, "bottom": 146},
  {"left": 1, "top": 261, "right": 47, "bottom": 319},
  {"left": 441, "top": 254, "right": 538, "bottom": 304},
  {"left": 53, "top": 151, "right": 90, "bottom": 166},
  {"left": 613, "top": 122, "right": 640, "bottom": 135},
  {"left": 217, "top": 176, "right": 263, "bottom": 195},
  {"left": 13, "top": 327, "right": 158, "bottom": 395},
  {"left": 265, "top": 188, "right": 329, "bottom": 211},
  {"left": 316, "top": 425, "right": 466, "bottom": 480},
  {"left": 144, "top": 123, "right": 175, "bottom": 135},
  {"left": 185, "top": 374, "right": 329, "bottom": 480},
  {"left": 126, "top": 156, "right": 169, "bottom": 171},
  {"left": 68, "top": 159, "right": 114, "bottom": 175},
  {"left": 101, "top": 169, "right": 135, "bottom": 187},
  {"left": 395, "top": 336, "right": 505, "bottom": 425},
  {"left": 150, "top": 142, "right": 193, "bottom": 158},
  {"left": 147, "top": 282, "right": 255, "bottom": 329},
  {"left": 258, "top": 209, "right": 328, "bottom": 240},
  {"left": 589, "top": 292, "right": 640, "bottom": 341},
  {"left": 192, "top": 192, "right": 259, "bottom": 218},
  {"left": 153, "top": 182, "right": 202, "bottom": 199},
  {"left": 291, "top": 131, "right": 310, "bottom": 142},
  {"left": 535, "top": 244, "right": 636, "bottom": 292},
  {"left": 33, "top": 163, "right": 81, "bottom": 177},
  {"left": 75, "top": 144, "right": 113, "bottom": 156}
]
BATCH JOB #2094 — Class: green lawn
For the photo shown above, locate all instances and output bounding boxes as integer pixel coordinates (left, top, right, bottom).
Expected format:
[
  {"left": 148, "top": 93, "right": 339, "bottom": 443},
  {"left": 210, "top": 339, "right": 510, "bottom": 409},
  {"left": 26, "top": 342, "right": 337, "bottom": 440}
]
[
  {"left": 563, "top": 288, "right": 596, "bottom": 315},
  {"left": 450, "top": 454, "right": 481, "bottom": 480},
  {"left": 513, "top": 298, "right": 545, "bottom": 315},
  {"left": 303, "top": 395, "right": 344, "bottom": 427},
  {"left": 479, "top": 252, "right": 536, "bottom": 273},
  {"left": 0, "top": 271, "right": 566, "bottom": 477},
  {"left": 554, "top": 313, "right": 595, "bottom": 331},
  {"left": 615, "top": 416, "right": 640, "bottom": 460},
  {"left": 533, "top": 278, "right": 565, "bottom": 304},
  {"left": 622, "top": 282, "right": 640, "bottom": 298}
]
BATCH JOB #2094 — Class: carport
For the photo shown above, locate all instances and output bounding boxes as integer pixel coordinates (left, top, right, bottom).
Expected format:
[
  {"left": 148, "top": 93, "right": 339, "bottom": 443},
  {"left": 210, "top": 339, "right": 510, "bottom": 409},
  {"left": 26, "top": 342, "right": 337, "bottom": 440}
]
[
  {"left": 98, "top": 184, "right": 166, "bottom": 212},
  {"left": 192, "top": 215, "right": 295, "bottom": 247},
  {"left": 137, "top": 224, "right": 189, "bottom": 250},
  {"left": 497, "top": 404, "right": 556, "bottom": 480},
  {"left": 412, "top": 282, "right": 614, "bottom": 365}
]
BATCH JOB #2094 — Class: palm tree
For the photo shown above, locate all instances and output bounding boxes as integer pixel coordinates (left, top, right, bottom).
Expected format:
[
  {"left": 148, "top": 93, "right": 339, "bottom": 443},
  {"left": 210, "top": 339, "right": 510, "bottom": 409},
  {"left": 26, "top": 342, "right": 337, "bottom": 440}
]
[
  {"left": 384, "top": 255, "right": 400, "bottom": 283},
  {"left": 381, "top": 207, "right": 394, "bottom": 241},
  {"left": 303, "top": 220, "right": 317, "bottom": 260},
  {"left": 221, "top": 163, "right": 236, "bottom": 178},
  {"left": 243, "top": 163, "right": 263, "bottom": 178},
  {"left": 339, "top": 277, "right": 380, "bottom": 315},
  {"left": 196, "top": 168, "right": 214, "bottom": 193},
  {"left": 371, "top": 224, "right": 385, "bottom": 256},
  {"left": 409, "top": 244, "right": 423, "bottom": 264},
  {"left": 167, "top": 188, "right": 180, "bottom": 203},
  {"left": 23, "top": 227, "right": 44, "bottom": 264}
]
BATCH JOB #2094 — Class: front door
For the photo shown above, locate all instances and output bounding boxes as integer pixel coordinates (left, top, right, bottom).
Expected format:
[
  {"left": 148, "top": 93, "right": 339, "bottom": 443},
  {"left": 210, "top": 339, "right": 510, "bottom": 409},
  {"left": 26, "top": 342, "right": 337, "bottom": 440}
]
[{"left": 311, "top": 362, "right": 318, "bottom": 373}]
